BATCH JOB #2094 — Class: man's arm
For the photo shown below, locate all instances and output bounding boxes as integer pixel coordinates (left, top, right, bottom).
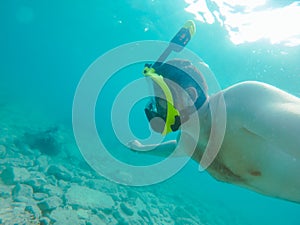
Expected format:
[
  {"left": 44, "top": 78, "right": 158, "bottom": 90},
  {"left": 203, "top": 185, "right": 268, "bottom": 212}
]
[
  {"left": 232, "top": 82, "right": 300, "bottom": 158},
  {"left": 244, "top": 100, "right": 300, "bottom": 158},
  {"left": 127, "top": 140, "right": 186, "bottom": 158}
]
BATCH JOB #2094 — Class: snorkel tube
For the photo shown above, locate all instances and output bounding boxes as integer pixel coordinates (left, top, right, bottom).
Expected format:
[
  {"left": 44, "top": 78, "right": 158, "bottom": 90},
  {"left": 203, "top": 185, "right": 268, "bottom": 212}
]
[
  {"left": 152, "top": 20, "right": 196, "bottom": 69},
  {"left": 143, "top": 20, "right": 196, "bottom": 135}
]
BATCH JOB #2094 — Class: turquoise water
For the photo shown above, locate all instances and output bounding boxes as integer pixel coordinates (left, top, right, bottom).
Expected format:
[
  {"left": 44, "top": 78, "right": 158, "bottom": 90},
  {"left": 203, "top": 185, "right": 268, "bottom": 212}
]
[{"left": 1, "top": 0, "right": 300, "bottom": 224}]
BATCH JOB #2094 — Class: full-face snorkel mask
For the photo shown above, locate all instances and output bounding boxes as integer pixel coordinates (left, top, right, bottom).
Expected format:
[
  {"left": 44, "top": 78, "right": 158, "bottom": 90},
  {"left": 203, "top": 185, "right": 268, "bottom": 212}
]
[
  {"left": 143, "top": 66, "right": 181, "bottom": 135},
  {"left": 143, "top": 20, "right": 196, "bottom": 135}
]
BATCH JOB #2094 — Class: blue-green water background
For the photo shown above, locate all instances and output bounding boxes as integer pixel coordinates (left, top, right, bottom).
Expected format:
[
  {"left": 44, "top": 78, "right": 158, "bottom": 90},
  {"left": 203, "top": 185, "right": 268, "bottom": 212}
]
[{"left": 1, "top": 1, "right": 300, "bottom": 224}]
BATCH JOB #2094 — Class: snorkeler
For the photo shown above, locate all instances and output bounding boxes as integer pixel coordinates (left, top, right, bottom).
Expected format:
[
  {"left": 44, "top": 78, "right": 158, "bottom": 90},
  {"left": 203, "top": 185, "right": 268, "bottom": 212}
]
[{"left": 128, "top": 21, "right": 300, "bottom": 203}]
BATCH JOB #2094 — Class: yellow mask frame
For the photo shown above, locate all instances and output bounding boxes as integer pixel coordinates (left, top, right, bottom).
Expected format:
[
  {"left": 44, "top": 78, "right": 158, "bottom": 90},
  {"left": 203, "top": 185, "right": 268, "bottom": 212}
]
[{"left": 143, "top": 66, "right": 180, "bottom": 135}]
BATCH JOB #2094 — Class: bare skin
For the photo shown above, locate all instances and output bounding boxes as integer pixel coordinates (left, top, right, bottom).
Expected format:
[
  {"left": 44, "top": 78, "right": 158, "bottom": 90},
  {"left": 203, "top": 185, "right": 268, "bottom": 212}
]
[{"left": 129, "top": 81, "right": 300, "bottom": 203}]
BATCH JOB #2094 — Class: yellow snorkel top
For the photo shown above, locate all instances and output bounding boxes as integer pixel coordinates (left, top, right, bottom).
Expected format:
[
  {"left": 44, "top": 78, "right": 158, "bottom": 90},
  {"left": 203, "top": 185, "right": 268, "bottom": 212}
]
[{"left": 183, "top": 20, "right": 196, "bottom": 37}]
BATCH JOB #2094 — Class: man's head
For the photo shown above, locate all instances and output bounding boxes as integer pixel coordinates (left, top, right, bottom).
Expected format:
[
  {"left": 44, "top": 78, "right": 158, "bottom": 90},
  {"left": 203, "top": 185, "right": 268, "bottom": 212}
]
[
  {"left": 144, "top": 58, "right": 208, "bottom": 134},
  {"left": 155, "top": 58, "right": 208, "bottom": 108}
]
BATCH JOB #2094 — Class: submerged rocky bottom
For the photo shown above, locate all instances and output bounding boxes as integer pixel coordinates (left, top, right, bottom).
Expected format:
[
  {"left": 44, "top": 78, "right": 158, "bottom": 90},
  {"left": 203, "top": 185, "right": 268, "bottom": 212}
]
[{"left": 0, "top": 107, "right": 247, "bottom": 225}]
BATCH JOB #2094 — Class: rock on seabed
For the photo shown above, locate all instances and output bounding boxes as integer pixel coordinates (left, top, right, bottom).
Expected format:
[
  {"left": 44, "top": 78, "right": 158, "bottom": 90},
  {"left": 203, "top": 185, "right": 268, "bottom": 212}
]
[
  {"left": 65, "top": 185, "right": 115, "bottom": 210},
  {"left": 1, "top": 166, "right": 31, "bottom": 185}
]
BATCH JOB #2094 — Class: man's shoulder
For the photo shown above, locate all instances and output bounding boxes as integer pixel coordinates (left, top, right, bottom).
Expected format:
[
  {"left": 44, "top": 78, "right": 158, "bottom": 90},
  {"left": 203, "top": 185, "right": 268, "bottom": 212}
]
[
  {"left": 224, "top": 81, "right": 274, "bottom": 96},
  {"left": 217, "top": 81, "right": 300, "bottom": 124},
  {"left": 222, "top": 81, "right": 289, "bottom": 106},
  {"left": 213, "top": 81, "right": 288, "bottom": 121}
]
